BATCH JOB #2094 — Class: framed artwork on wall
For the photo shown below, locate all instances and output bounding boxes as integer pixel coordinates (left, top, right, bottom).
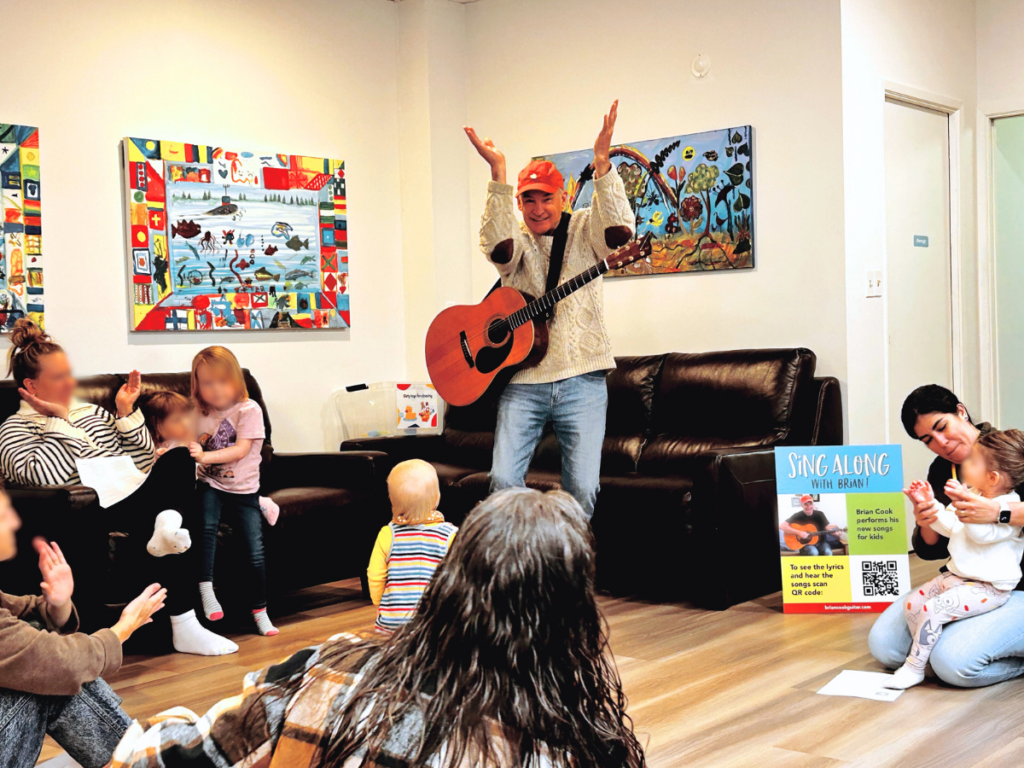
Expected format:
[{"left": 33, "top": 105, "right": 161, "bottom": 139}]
[
  {"left": 122, "top": 137, "right": 349, "bottom": 331},
  {"left": 536, "top": 125, "right": 754, "bottom": 276},
  {"left": 0, "top": 124, "right": 44, "bottom": 329}
]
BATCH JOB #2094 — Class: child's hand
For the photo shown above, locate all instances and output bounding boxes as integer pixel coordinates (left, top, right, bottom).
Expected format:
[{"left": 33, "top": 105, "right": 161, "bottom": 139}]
[
  {"left": 155, "top": 446, "right": 168, "bottom": 458},
  {"left": 188, "top": 442, "right": 206, "bottom": 464},
  {"left": 914, "top": 480, "right": 936, "bottom": 503}
]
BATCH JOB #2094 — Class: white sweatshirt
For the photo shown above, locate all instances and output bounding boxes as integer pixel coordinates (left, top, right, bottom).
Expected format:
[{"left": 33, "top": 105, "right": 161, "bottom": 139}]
[
  {"left": 930, "top": 491, "right": 1023, "bottom": 591},
  {"left": 478, "top": 170, "right": 635, "bottom": 384}
]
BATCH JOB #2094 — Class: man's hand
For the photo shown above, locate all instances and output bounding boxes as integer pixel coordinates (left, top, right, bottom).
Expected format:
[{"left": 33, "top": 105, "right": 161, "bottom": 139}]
[
  {"left": 115, "top": 370, "right": 142, "bottom": 418},
  {"left": 593, "top": 99, "right": 618, "bottom": 178},
  {"left": 111, "top": 584, "right": 167, "bottom": 644},
  {"left": 188, "top": 442, "right": 207, "bottom": 465},
  {"left": 946, "top": 480, "right": 1000, "bottom": 524},
  {"left": 35, "top": 538, "right": 73, "bottom": 628},
  {"left": 464, "top": 127, "right": 507, "bottom": 184},
  {"left": 18, "top": 388, "right": 68, "bottom": 420}
]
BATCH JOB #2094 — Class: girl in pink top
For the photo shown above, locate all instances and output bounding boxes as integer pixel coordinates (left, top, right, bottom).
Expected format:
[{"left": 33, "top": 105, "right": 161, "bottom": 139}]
[{"left": 189, "top": 347, "right": 277, "bottom": 637}]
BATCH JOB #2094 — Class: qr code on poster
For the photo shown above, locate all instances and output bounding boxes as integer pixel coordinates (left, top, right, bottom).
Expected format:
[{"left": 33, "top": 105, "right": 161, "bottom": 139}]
[{"left": 861, "top": 560, "right": 900, "bottom": 597}]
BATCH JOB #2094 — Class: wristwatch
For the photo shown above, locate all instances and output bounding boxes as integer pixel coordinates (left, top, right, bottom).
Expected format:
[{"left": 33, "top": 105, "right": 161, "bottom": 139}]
[{"left": 999, "top": 500, "right": 1012, "bottom": 525}]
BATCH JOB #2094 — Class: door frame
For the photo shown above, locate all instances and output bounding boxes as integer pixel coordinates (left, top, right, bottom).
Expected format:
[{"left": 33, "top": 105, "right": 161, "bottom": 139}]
[
  {"left": 977, "top": 98, "right": 1024, "bottom": 426},
  {"left": 882, "top": 81, "right": 965, "bottom": 437}
]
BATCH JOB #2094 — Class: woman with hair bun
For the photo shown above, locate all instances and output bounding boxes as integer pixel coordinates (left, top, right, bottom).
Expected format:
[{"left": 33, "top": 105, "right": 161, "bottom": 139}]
[{"left": 0, "top": 319, "right": 236, "bottom": 657}]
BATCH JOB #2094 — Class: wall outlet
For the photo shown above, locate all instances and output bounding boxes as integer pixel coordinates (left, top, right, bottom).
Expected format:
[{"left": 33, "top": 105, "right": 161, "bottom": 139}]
[{"left": 866, "top": 270, "right": 882, "bottom": 298}]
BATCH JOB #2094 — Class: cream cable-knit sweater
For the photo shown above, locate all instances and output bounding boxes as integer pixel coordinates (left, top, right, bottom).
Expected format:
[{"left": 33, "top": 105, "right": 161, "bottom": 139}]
[{"left": 479, "top": 169, "right": 635, "bottom": 385}]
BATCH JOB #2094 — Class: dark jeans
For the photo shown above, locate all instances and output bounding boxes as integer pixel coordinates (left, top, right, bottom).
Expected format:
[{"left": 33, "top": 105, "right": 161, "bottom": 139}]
[
  {"left": 0, "top": 679, "right": 130, "bottom": 768},
  {"left": 198, "top": 483, "right": 266, "bottom": 610},
  {"left": 104, "top": 446, "right": 198, "bottom": 616}
]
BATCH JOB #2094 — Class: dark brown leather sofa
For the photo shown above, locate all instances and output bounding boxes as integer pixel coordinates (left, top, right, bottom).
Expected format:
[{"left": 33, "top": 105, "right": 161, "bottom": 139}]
[
  {"left": 0, "top": 370, "right": 390, "bottom": 631},
  {"left": 343, "top": 349, "right": 842, "bottom": 609}
]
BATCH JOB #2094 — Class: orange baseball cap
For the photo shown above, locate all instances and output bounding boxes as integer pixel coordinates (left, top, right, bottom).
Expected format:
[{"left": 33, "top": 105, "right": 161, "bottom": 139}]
[
  {"left": 517, "top": 160, "right": 564, "bottom": 197},
  {"left": 799, "top": 494, "right": 814, "bottom": 503}
]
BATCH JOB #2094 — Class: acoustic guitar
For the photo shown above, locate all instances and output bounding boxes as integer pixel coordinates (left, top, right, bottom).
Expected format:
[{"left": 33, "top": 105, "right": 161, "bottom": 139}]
[
  {"left": 784, "top": 524, "right": 849, "bottom": 551},
  {"left": 425, "top": 233, "right": 654, "bottom": 407}
]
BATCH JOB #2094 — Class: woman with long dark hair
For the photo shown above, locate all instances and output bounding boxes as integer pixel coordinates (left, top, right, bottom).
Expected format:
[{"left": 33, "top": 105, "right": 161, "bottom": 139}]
[
  {"left": 110, "top": 488, "right": 646, "bottom": 767},
  {"left": 868, "top": 384, "right": 1024, "bottom": 687}
]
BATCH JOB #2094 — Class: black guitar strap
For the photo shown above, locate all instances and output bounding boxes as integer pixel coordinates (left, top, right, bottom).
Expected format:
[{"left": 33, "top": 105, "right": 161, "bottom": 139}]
[{"left": 486, "top": 211, "right": 572, "bottom": 323}]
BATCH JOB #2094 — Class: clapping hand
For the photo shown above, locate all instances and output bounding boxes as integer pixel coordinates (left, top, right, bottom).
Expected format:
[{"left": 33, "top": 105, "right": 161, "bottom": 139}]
[
  {"left": 35, "top": 538, "right": 73, "bottom": 608},
  {"left": 111, "top": 584, "right": 167, "bottom": 644},
  {"left": 904, "top": 480, "right": 939, "bottom": 528},
  {"left": 946, "top": 480, "right": 1000, "bottom": 523},
  {"left": 464, "top": 126, "right": 507, "bottom": 184},
  {"left": 593, "top": 100, "right": 619, "bottom": 178},
  {"left": 115, "top": 370, "right": 142, "bottom": 418},
  {"left": 18, "top": 388, "right": 69, "bottom": 420}
]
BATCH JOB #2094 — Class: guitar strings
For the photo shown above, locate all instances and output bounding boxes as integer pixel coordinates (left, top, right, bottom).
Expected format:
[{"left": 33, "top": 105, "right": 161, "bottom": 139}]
[{"left": 444, "top": 235, "right": 651, "bottom": 351}]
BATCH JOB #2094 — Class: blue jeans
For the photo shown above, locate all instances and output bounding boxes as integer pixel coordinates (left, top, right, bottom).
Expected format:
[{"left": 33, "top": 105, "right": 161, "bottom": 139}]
[
  {"left": 869, "top": 588, "right": 1024, "bottom": 687},
  {"left": 490, "top": 371, "right": 608, "bottom": 519},
  {"left": 198, "top": 483, "right": 267, "bottom": 609},
  {"left": 0, "top": 679, "right": 130, "bottom": 768}
]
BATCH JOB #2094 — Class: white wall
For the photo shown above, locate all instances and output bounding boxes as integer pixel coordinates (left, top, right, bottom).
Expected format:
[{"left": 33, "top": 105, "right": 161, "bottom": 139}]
[
  {"left": 397, "top": 0, "right": 472, "bottom": 379},
  {"left": 1, "top": 0, "right": 406, "bottom": 451},
  {"left": 977, "top": 0, "right": 1024, "bottom": 107},
  {"left": 463, "top": 0, "right": 849, "bottom": 400},
  {"left": 840, "top": 0, "right": 980, "bottom": 444}
]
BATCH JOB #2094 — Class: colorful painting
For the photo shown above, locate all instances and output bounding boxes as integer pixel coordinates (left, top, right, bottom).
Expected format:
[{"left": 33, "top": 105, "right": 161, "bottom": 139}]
[
  {"left": 537, "top": 125, "right": 754, "bottom": 276},
  {"left": 122, "top": 138, "right": 349, "bottom": 331},
  {"left": 0, "top": 124, "right": 44, "bottom": 329}
]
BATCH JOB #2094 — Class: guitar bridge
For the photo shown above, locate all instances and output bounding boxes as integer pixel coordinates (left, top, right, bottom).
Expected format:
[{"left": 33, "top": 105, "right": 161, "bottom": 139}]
[{"left": 459, "top": 331, "right": 475, "bottom": 369}]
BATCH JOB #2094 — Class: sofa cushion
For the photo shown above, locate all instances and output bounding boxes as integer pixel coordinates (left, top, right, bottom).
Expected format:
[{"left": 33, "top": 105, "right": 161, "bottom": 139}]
[
  {"left": 269, "top": 486, "right": 364, "bottom": 519},
  {"left": 640, "top": 349, "right": 815, "bottom": 474}
]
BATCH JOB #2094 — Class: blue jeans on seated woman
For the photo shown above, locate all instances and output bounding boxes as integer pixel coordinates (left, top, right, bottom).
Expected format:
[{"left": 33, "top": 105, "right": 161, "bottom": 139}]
[
  {"left": 0, "top": 678, "right": 130, "bottom": 768},
  {"left": 489, "top": 371, "right": 608, "bottom": 520},
  {"left": 869, "top": 588, "right": 1024, "bottom": 687}
]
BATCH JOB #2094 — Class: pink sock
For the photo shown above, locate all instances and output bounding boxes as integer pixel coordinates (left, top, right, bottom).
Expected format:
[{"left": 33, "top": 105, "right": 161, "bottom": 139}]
[
  {"left": 259, "top": 497, "right": 280, "bottom": 527},
  {"left": 252, "top": 608, "right": 278, "bottom": 636}
]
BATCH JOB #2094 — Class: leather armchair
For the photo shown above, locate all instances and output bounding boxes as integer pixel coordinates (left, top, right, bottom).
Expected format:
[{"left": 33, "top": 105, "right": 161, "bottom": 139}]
[
  {"left": 0, "top": 370, "right": 391, "bottom": 628},
  {"left": 344, "top": 348, "right": 842, "bottom": 609}
]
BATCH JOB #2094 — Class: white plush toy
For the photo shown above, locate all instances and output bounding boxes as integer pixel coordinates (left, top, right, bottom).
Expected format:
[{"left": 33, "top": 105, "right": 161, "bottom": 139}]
[{"left": 147, "top": 510, "right": 192, "bottom": 557}]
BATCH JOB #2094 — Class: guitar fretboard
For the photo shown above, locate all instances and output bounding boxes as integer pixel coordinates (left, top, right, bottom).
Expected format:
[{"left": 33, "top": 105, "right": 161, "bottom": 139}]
[{"left": 506, "top": 260, "right": 608, "bottom": 330}]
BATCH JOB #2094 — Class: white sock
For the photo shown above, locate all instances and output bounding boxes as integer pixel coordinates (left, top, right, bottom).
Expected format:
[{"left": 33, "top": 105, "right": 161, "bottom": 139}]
[
  {"left": 253, "top": 608, "right": 279, "bottom": 637},
  {"left": 171, "top": 610, "right": 238, "bottom": 656},
  {"left": 886, "top": 663, "right": 926, "bottom": 689},
  {"left": 147, "top": 510, "right": 191, "bottom": 557},
  {"left": 199, "top": 581, "right": 224, "bottom": 621}
]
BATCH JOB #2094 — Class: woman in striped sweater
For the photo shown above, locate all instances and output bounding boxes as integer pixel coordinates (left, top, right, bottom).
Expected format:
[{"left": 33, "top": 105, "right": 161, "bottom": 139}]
[{"left": 0, "top": 320, "right": 236, "bottom": 657}]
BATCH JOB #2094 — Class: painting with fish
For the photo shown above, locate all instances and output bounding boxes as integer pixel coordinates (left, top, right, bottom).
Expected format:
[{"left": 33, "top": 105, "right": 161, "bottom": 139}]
[
  {"left": 536, "top": 125, "right": 754, "bottom": 276},
  {"left": 122, "top": 137, "right": 349, "bottom": 331},
  {"left": 0, "top": 124, "right": 44, "bottom": 330}
]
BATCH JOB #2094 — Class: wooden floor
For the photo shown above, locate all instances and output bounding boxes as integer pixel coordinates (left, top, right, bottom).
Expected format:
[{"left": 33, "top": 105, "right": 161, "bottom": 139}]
[{"left": 40, "top": 555, "right": 1024, "bottom": 767}]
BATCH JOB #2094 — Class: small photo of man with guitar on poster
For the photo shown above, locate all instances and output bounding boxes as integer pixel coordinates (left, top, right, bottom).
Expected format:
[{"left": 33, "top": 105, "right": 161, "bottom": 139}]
[{"left": 780, "top": 494, "right": 849, "bottom": 556}]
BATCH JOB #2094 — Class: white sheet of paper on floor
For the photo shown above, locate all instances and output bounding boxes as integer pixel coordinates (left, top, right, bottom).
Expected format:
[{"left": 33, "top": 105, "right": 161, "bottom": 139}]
[
  {"left": 75, "top": 456, "right": 148, "bottom": 508},
  {"left": 816, "top": 670, "right": 904, "bottom": 702}
]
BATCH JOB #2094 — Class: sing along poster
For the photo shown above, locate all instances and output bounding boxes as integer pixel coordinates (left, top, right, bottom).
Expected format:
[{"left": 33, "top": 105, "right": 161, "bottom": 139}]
[{"left": 775, "top": 445, "right": 912, "bottom": 614}]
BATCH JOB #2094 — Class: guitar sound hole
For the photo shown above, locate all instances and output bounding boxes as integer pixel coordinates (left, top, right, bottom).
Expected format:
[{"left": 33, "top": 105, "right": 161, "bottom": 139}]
[{"left": 487, "top": 318, "right": 509, "bottom": 345}]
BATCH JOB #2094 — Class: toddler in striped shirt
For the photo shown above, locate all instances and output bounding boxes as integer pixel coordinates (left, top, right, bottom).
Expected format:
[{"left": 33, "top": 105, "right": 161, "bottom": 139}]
[{"left": 367, "top": 459, "right": 457, "bottom": 632}]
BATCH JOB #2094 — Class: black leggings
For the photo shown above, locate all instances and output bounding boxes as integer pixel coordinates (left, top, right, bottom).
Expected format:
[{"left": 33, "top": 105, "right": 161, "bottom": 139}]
[{"left": 102, "top": 447, "right": 198, "bottom": 616}]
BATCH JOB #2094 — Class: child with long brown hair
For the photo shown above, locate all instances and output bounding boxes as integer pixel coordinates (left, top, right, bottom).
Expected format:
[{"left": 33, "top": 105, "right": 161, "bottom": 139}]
[{"left": 189, "top": 347, "right": 277, "bottom": 636}]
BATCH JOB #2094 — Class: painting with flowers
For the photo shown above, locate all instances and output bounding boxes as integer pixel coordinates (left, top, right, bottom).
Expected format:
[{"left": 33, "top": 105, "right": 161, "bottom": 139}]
[{"left": 536, "top": 125, "right": 754, "bottom": 276}]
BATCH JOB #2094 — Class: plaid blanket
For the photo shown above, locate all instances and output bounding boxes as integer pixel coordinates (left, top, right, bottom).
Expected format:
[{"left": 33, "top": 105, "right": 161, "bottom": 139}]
[{"left": 110, "top": 633, "right": 551, "bottom": 768}]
